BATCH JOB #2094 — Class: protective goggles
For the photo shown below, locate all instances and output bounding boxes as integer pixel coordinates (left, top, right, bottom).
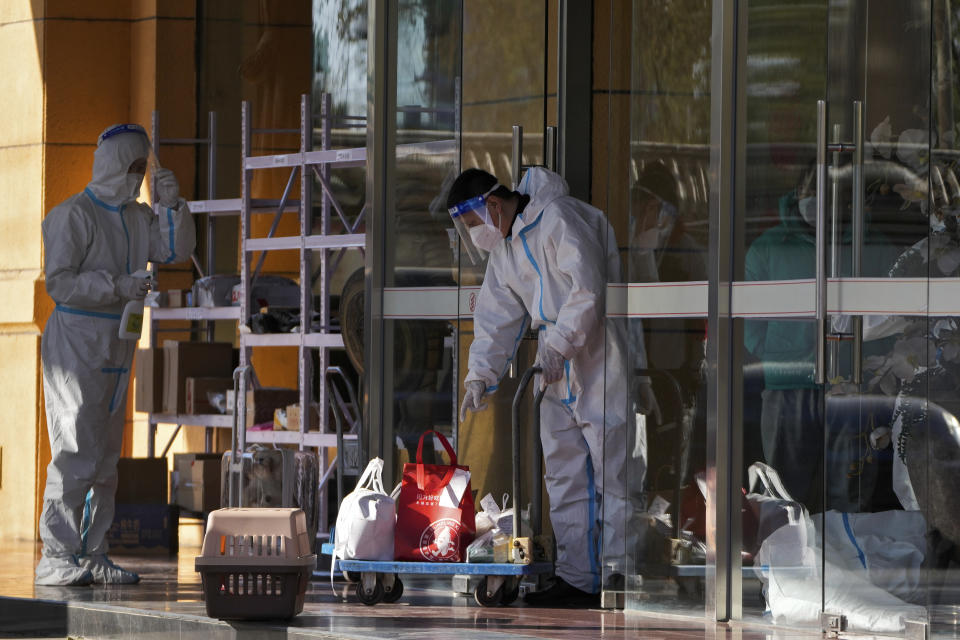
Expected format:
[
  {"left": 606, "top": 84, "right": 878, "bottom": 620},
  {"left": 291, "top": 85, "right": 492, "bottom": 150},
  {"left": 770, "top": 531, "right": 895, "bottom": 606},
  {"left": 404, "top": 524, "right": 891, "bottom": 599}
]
[
  {"left": 448, "top": 183, "right": 502, "bottom": 265},
  {"left": 97, "top": 123, "right": 149, "bottom": 147}
]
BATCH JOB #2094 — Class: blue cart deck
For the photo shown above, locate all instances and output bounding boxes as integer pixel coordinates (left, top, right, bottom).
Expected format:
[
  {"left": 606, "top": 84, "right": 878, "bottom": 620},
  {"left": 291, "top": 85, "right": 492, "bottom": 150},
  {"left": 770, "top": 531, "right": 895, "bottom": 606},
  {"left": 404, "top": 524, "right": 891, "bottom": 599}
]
[{"left": 322, "top": 543, "right": 552, "bottom": 576}]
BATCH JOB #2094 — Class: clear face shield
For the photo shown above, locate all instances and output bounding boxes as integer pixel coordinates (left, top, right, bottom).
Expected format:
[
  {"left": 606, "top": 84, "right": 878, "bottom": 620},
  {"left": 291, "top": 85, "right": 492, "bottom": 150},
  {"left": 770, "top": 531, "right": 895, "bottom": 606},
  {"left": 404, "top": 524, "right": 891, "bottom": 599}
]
[{"left": 448, "top": 183, "right": 503, "bottom": 265}]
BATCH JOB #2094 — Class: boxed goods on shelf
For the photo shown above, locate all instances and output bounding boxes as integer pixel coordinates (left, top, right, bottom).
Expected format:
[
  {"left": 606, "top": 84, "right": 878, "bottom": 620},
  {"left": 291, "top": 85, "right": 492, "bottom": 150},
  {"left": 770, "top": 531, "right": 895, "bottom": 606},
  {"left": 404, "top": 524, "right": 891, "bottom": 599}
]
[
  {"left": 193, "top": 274, "right": 241, "bottom": 307},
  {"left": 244, "top": 387, "right": 299, "bottom": 427},
  {"left": 174, "top": 453, "right": 223, "bottom": 513},
  {"left": 162, "top": 341, "right": 235, "bottom": 414},
  {"left": 185, "top": 376, "right": 233, "bottom": 414},
  {"left": 135, "top": 348, "right": 164, "bottom": 413}
]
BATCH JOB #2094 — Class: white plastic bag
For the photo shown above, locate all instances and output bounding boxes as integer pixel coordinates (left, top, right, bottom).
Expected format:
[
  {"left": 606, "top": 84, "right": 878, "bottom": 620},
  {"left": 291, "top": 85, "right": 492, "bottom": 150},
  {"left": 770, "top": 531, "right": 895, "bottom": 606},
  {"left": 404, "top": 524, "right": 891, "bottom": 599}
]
[
  {"left": 333, "top": 457, "right": 395, "bottom": 561},
  {"left": 475, "top": 493, "right": 512, "bottom": 537},
  {"left": 745, "top": 461, "right": 806, "bottom": 554},
  {"left": 755, "top": 508, "right": 926, "bottom": 633}
]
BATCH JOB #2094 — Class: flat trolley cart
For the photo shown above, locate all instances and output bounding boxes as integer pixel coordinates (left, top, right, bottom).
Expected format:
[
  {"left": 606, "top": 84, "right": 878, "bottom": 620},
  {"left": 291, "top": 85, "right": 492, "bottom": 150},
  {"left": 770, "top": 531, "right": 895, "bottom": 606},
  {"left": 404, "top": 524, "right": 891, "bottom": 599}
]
[{"left": 322, "top": 366, "right": 553, "bottom": 606}]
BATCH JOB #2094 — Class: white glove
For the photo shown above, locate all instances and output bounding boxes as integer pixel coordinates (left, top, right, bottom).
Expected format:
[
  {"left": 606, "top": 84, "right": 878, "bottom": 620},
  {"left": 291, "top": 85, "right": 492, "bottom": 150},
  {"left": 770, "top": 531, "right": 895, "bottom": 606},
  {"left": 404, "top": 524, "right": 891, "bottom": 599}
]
[
  {"left": 459, "top": 380, "right": 488, "bottom": 422},
  {"left": 536, "top": 345, "right": 565, "bottom": 387},
  {"left": 115, "top": 274, "right": 151, "bottom": 300},
  {"left": 632, "top": 379, "right": 662, "bottom": 425},
  {"left": 154, "top": 168, "right": 180, "bottom": 208},
  {"left": 869, "top": 426, "right": 892, "bottom": 450}
]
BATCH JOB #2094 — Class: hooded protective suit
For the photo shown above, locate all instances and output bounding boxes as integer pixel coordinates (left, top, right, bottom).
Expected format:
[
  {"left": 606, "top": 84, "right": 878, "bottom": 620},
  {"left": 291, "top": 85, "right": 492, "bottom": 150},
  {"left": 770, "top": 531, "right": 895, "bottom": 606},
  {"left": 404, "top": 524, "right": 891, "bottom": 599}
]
[
  {"left": 465, "top": 168, "right": 629, "bottom": 593},
  {"left": 36, "top": 126, "right": 195, "bottom": 585}
]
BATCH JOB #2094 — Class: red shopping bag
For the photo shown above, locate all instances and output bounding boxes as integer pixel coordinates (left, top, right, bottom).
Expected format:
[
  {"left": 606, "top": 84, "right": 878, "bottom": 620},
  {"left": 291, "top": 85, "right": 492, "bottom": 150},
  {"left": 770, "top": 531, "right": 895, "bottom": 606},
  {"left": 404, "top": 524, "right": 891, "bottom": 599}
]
[{"left": 394, "top": 430, "right": 475, "bottom": 562}]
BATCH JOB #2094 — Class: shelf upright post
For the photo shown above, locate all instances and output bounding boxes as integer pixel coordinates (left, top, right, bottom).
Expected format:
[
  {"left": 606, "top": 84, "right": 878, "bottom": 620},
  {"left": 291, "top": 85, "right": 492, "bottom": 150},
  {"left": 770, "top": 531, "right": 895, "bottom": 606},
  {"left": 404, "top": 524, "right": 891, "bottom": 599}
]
[
  {"left": 299, "top": 92, "right": 314, "bottom": 456},
  {"left": 316, "top": 92, "right": 333, "bottom": 534},
  {"left": 238, "top": 101, "right": 253, "bottom": 455},
  {"left": 204, "top": 110, "right": 218, "bottom": 448}
]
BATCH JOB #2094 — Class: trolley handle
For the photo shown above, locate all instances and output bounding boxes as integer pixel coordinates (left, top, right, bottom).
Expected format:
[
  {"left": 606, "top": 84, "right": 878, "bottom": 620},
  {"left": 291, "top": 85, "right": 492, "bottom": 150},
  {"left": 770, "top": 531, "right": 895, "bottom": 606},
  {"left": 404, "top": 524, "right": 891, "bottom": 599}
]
[{"left": 511, "top": 366, "right": 546, "bottom": 543}]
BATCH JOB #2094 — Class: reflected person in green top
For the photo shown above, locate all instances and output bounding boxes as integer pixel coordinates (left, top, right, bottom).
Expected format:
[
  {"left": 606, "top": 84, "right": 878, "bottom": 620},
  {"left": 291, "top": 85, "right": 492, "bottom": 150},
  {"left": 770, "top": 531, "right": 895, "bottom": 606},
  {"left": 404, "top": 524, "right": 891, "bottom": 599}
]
[{"left": 744, "top": 162, "right": 900, "bottom": 511}]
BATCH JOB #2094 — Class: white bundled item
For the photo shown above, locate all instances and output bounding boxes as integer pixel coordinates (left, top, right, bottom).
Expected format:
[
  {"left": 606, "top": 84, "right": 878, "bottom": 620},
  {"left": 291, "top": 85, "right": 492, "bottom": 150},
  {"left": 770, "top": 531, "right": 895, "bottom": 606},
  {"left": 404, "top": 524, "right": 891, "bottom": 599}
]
[
  {"left": 754, "top": 499, "right": 926, "bottom": 632},
  {"left": 468, "top": 494, "right": 513, "bottom": 563},
  {"left": 475, "top": 493, "right": 512, "bottom": 537},
  {"left": 333, "top": 458, "right": 395, "bottom": 561},
  {"left": 819, "top": 509, "right": 926, "bottom": 604}
]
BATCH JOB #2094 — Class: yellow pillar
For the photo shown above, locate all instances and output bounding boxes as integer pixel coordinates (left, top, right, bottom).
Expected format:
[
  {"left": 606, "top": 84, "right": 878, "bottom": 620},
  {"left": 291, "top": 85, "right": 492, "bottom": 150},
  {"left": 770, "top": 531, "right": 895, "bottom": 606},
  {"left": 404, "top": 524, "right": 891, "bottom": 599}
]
[{"left": 0, "top": 1, "right": 201, "bottom": 542}]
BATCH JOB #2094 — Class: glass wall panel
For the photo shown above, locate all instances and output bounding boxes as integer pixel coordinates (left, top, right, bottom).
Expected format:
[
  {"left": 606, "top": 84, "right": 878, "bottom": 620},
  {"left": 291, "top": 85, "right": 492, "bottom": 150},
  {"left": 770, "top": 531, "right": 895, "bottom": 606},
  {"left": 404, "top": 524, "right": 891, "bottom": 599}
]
[
  {"left": 386, "top": 0, "right": 461, "bottom": 482},
  {"left": 611, "top": 0, "right": 712, "bottom": 615},
  {"left": 455, "top": 0, "right": 551, "bottom": 551},
  {"left": 919, "top": 0, "right": 960, "bottom": 635},
  {"left": 736, "top": 0, "right": 828, "bottom": 628},
  {"left": 736, "top": 0, "right": 939, "bottom": 634},
  {"left": 818, "top": 2, "right": 932, "bottom": 635}
]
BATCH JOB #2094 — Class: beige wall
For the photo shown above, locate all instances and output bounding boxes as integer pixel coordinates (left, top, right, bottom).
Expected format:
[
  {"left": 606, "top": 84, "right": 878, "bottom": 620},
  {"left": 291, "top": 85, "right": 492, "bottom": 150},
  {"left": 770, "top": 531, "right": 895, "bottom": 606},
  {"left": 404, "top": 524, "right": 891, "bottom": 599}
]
[
  {"left": 0, "top": 1, "right": 199, "bottom": 541},
  {"left": 0, "top": 1, "right": 48, "bottom": 542}
]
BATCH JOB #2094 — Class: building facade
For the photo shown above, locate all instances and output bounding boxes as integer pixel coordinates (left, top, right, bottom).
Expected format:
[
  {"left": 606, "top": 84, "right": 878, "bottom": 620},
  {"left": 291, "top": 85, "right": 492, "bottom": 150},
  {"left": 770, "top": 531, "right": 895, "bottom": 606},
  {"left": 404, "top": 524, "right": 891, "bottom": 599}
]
[{"left": 2, "top": 0, "right": 959, "bottom": 635}]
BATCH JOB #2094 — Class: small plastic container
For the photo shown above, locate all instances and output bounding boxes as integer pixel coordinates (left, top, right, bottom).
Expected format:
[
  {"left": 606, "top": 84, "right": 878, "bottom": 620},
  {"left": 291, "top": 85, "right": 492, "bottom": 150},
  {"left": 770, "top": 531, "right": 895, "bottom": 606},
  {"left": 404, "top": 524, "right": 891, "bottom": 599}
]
[{"left": 195, "top": 507, "right": 317, "bottom": 620}]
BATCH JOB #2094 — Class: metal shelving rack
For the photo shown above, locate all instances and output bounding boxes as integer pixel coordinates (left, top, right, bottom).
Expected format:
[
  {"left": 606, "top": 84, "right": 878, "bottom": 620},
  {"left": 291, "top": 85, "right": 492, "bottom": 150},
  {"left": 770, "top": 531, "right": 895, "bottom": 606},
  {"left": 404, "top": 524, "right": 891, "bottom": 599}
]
[
  {"left": 145, "top": 111, "right": 307, "bottom": 457},
  {"left": 235, "top": 93, "right": 365, "bottom": 530},
  {"left": 146, "top": 95, "right": 365, "bottom": 535},
  {"left": 146, "top": 110, "right": 237, "bottom": 457}
]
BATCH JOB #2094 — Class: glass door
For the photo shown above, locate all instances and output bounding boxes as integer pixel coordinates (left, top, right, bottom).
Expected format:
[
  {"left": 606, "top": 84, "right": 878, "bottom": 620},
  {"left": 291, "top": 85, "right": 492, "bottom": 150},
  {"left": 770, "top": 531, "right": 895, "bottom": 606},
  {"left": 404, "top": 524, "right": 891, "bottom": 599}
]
[
  {"left": 370, "top": 0, "right": 554, "bottom": 508},
  {"left": 452, "top": 0, "right": 554, "bottom": 529},
  {"left": 602, "top": 0, "right": 713, "bottom": 617},
  {"left": 732, "top": 0, "right": 960, "bottom": 635}
]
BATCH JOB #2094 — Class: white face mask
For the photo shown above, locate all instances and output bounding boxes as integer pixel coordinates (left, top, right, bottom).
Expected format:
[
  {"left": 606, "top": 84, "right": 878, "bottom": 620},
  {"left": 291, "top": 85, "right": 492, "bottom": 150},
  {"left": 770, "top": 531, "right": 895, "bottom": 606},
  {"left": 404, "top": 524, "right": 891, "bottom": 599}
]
[
  {"left": 469, "top": 222, "right": 504, "bottom": 252},
  {"left": 125, "top": 173, "right": 144, "bottom": 203},
  {"left": 798, "top": 196, "right": 817, "bottom": 226},
  {"left": 634, "top": 227, "right": 661, "bottom": 251}
]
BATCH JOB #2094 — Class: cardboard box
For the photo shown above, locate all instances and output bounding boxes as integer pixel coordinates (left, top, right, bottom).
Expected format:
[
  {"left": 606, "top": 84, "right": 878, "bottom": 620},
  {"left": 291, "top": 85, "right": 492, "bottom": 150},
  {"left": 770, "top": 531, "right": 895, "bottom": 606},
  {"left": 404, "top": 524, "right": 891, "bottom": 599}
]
[
  {"left": 184, "top": 377, "right": 232, "bottom": 414},
  {"left": 107, "top": 503, "right": 179, "bottom": 555},
  {"left": 166, "top": 289, "right": 183, "bottom": 307},
  {"left": 173, "top": 453, "right": 222, "bottom": 513},
  {"left": 134, "top": 348, "right": 164, "bottom": 413},
  {"left": 162, "top": 341, "right": 234, "bottom": 414},
  {"left": 116, "top": 457, "right": 168, "bottom": 505},
  {"left": 283, "top": 403, "right": 319, "bottom": 431},
  {"left": 245, "top": 388, "right": 299, "bottom": 427}
]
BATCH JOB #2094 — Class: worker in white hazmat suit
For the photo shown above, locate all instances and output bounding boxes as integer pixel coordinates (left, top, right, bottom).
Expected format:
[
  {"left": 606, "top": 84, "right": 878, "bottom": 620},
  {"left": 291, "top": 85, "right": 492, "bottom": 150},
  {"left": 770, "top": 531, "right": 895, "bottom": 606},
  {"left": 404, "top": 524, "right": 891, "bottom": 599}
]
[
  {"left": 449, "top": 167, "right": 656, "bottom": 606},
  {"left": 36, "top": 124, "right": 195, "bottom": 586}
]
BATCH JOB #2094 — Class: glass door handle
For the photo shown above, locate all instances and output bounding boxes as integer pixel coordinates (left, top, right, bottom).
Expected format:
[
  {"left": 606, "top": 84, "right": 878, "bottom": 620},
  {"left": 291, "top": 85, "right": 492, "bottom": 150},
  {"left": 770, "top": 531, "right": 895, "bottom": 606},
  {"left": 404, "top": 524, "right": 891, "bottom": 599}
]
[
  {"left": 816, "top": 100, "right": 865, "bottom": 385},
  {"left": 545, "top": 126, "right": 558, "bottom": 172},
  {"left": 512, "top": 124, "right": 523, "bottom": 189},
  {"left": 815, "top": 100, "right": 828, "bottom": 385},
  {"left": 851, "top": 100, "right": 864, "bottom": 383}
]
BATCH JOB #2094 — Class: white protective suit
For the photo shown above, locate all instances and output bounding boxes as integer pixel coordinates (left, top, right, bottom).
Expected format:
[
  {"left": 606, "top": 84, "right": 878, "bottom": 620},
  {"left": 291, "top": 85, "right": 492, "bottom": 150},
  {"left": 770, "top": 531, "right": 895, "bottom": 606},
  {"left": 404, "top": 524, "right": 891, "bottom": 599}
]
[
  {"left": 465, "top": 168, "right": 631, "bottom": 593},
  {"left": 37, "top": 127, "right": 195, "bottom": 585}
]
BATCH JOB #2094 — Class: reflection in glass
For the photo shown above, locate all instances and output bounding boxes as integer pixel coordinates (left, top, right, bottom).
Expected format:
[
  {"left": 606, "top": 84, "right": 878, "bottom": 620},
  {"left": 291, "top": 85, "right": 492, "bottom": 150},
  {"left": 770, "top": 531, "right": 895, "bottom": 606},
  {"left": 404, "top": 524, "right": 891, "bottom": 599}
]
[
  {"left": 737, "top": 0, "right": 959, "bottom": 633},
  {"left": 613, "top": 0, "right": 711, "bottom": 614},
  {"left": 388, "top": 2, "right": 461, "bottom": 481},
  {"left": 455, "top": 0, "right": 550, "bottom": 540}
]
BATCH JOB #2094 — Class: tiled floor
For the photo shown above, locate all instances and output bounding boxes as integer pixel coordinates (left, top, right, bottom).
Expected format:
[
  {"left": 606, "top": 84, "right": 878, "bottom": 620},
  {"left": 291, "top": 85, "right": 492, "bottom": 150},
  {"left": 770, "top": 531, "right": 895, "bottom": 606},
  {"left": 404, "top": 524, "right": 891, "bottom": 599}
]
[{"left": 0, "top": 529, "right": 868, "bottom": 640}]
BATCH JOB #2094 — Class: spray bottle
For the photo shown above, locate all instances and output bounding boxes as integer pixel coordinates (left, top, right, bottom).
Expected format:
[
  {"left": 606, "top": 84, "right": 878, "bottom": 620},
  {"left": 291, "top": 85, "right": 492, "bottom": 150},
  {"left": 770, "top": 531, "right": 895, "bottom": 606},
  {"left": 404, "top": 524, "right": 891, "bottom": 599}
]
[{"left": 119, "top": 269, "right": 153, "bottom": 340}]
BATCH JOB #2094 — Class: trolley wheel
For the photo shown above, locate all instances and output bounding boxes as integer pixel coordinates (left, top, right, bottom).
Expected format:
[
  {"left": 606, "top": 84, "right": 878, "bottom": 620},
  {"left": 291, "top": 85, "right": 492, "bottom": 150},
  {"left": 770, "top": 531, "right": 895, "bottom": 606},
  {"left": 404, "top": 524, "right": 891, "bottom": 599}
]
[
  {"left": 382, "top": 575, "right": 404, "bottom": 603},
  {"left": 356, "top": 578, "right": 384, "bottom": 605},
  {"left": 500, "top": 579, "right": 520, "bottom": 605},
  {"left": 474, "top": 577, "right": 504, "bottom": 607}
]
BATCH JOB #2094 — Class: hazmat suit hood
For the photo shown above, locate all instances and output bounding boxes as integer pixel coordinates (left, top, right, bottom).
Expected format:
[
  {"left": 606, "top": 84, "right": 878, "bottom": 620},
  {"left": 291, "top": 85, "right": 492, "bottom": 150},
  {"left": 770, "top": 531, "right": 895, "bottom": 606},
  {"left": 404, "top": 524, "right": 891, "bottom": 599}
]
[
  {"left": 515, "top": 167, "right": 569, "bottom": 231},
  {"left": 86, "top": 125, "right": 151, "bottom": 206}
]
